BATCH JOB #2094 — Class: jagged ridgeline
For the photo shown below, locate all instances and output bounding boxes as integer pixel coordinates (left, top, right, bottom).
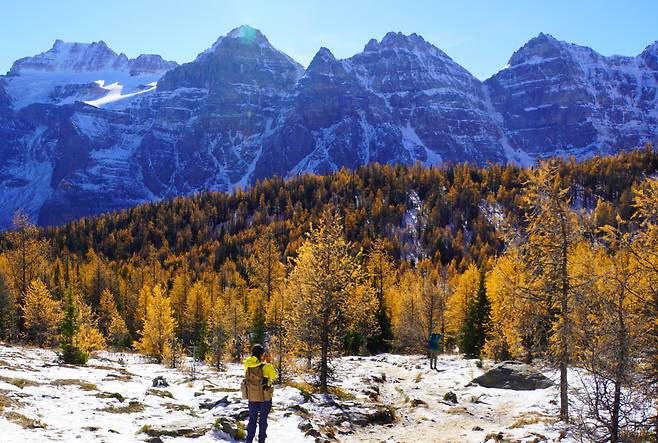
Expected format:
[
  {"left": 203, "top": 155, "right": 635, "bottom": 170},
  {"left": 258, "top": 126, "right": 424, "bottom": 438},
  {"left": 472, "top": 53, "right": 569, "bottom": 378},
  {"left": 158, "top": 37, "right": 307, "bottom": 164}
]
[
  {"left": 2, "top": 26, "right": 658, "bottom": 228},
  {"left": 25, "top": 145, "right": 658, "bottom": 270}
]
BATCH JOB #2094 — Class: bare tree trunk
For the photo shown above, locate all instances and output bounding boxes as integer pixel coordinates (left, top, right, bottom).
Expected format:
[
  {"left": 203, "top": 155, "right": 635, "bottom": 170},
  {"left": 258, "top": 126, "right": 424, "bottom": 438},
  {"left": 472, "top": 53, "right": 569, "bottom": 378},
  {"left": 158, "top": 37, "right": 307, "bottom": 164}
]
[
  {"left": 610, "top": 283, "right": 628, "bottom": 443},
  {"left": 610, "top": 381, "right": 621, "bottom": 443},
  {"left": 320, "top": 310, "right": 329, "bottom": 392},
  {"left": 559, "top": 217, "right": 570, "bottom": 422}
]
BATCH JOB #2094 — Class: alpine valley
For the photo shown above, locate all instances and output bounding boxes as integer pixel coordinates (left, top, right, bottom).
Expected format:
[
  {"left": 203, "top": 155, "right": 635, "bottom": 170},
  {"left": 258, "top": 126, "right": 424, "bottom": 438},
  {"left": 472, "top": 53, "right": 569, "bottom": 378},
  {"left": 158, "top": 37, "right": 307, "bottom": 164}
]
[{"left": 1, "top": 25, "right": 657, "bottom": 228}]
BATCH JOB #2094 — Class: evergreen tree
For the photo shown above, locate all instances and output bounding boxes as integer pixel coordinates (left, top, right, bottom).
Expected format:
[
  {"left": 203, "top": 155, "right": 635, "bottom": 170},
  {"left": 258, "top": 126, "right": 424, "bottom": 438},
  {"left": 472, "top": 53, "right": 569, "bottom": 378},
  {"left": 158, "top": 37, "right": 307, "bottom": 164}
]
[
  {"left": 459, "top": 267, "right": 490, "bottom": 358},
  {"left": 365, "top": 239, "right": 397, "bottom": 353},
  {"left": 183, "top": 280, "right": 211, "bottom": 349},
  {"left": 60, "top": 289, "right": 87, "bottom": 364},
  {"left": 0, "top": 262, "right": 17, "bottom": 342},
  {"left": 247, "top": 234, "right": 285, "bottom": 345}
]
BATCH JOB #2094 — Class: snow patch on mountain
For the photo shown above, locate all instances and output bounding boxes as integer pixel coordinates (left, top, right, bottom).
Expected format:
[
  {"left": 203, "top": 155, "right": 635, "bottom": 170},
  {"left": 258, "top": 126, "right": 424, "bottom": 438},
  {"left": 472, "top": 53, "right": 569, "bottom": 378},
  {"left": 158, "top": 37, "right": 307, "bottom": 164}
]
[
  {"left": 4, "top": 40, "right": 176, "bottom": 110},
  {"left": 84, "top": 80, "right": 158, "bottom": 108}
]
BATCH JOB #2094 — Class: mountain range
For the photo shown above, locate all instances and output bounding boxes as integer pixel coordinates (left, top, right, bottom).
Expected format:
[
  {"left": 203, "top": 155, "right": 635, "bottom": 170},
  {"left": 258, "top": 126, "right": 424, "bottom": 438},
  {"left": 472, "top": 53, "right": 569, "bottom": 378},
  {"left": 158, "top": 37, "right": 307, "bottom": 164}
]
[{"left": 0, "top": 25, "right": 657, "bottom": 228}]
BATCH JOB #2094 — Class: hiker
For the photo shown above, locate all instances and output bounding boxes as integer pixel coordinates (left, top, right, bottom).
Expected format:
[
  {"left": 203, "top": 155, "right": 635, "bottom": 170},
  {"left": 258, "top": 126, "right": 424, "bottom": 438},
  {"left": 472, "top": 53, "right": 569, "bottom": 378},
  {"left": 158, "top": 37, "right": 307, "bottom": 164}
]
[
  {"left": 243, "top": 344, "right": 276, "bottom": 443},
  {"left": 428, "top": 332, "right": 442, "bottom": 370}
]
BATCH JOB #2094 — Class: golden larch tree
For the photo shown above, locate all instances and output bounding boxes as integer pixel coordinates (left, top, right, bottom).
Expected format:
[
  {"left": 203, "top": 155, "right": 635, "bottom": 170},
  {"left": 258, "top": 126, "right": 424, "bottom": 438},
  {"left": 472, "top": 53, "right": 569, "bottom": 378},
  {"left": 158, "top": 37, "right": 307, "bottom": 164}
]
[
  {"left": 22, "top": 278, "right": 62, "bottom": 346},
  {"left": 134, "top": 285, "right": 176, "bottom": 362}
]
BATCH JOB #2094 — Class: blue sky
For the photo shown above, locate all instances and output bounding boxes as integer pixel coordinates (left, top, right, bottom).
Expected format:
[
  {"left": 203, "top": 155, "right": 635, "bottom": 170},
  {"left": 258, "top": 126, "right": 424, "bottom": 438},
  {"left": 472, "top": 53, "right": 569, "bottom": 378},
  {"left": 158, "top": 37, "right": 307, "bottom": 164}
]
[{"left": 2, "top": 0, "right": 657, "bottom": 79}]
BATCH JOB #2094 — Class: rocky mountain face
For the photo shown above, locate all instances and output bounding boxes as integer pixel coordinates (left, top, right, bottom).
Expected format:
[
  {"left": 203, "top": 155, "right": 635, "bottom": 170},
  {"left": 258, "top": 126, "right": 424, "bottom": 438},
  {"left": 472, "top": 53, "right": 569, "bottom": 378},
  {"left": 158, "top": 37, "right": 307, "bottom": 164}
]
[
  {"left": 485, "top": 33, "right": 658, "bottom": 158},
  {"left": 0, "top": 26, "right": 656, "bottom": 227}
]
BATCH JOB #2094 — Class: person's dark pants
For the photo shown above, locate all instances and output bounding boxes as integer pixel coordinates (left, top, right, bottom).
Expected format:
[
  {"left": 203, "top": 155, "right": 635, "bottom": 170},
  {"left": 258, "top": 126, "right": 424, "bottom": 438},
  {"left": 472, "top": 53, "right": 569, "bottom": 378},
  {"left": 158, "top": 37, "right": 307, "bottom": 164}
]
[
  {"left": 429, "top": 350, "right": 438, "bottom": 369},
  {"left": 246, "top": 400, "right": 272, "bottom": 443}
]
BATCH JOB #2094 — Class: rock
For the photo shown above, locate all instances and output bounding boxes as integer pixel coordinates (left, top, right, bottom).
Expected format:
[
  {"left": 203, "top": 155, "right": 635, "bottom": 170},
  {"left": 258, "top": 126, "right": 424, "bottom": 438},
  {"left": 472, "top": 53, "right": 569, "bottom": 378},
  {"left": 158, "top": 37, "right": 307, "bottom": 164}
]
[
  {"left": 214, "top": 416, "right": 246, "bottom": 440},
  {"left": 485, "top": 431, "right": 505, "bottom": 442},
  {"left": 199, "top": 396, "right": 228, "bottom": 410},
  {"left": 472, "top": 426, "right": 484, "bottom": 431},
  {"left": 305, "top": 428, "right": 321, "bottom": 438},
  {"left": 410, "top": 398, "right": 427, "bottom": 407},
  {"left": 371, "top": 373, "right": 386, "bottom": 384},
  {"left": 371, "top": 406, "right": 396, "bottom": 425},
  {"left": 443, "top": 391, "right": 458, "bottom": 403},
  {"left": 288, "top": 404, "right": 309, "bottom": 415},
  {"left": 1, "top": 30, "right": 658, "bottom": 229},
  {"left": 151, "top": 376, "right": 169, "bottom": 388},
  {"left": 470, "top": 361, "right": 553, "bottom": 390},
  {"left": 298, "top": 421, "right": 313, "bottom": 432},
  {"left": 233, "top": 409, "right": 250, "bottom": 421}
]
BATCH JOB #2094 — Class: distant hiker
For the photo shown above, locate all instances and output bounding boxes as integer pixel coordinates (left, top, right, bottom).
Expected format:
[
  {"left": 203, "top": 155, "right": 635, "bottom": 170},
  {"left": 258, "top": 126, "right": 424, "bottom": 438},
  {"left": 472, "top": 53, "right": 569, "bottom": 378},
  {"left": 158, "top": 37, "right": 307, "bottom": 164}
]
[
  {"left": 428, "top": 332, "right": 442, "bottom": 370},
  {"left": 242, "top": 344, "right": 276, "bottom": 443}
]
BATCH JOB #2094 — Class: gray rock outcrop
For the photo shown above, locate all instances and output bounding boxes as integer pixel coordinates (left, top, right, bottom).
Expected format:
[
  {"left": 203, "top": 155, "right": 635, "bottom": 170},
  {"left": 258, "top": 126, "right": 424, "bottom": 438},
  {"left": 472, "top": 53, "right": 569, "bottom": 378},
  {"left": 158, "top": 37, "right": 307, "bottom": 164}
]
[{"left": 470, "top": 361, "right": 554, "bottom": 390}]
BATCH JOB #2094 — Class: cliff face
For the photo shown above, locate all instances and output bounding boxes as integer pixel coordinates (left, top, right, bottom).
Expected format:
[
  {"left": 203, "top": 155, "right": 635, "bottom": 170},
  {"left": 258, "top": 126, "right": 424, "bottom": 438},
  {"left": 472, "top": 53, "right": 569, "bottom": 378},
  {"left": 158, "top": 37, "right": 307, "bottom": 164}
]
[{"left": 1, "top": 27, "right": 657, "bottom": 228}]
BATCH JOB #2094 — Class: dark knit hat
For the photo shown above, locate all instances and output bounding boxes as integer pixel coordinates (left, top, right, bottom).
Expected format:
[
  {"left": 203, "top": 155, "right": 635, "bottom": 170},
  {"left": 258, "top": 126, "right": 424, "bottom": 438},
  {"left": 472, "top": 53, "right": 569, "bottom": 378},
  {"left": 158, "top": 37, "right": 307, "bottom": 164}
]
[{"left": 251, "top": 344, "right": 264, "bottom": 359}]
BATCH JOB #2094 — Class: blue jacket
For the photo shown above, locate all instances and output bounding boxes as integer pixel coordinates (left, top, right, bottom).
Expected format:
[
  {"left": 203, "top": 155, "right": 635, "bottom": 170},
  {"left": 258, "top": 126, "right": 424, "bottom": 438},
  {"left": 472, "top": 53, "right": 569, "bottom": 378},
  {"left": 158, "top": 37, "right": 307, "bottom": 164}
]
[{"left": 428, "top": 333, "right": 442, "bottom": 351}]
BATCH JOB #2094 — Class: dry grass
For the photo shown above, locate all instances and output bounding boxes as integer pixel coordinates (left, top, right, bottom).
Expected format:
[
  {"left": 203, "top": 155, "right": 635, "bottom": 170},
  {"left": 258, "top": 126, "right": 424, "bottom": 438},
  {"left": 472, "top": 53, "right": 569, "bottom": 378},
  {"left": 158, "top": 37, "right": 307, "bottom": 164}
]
[
  {"left": 282, "top": 381, "right": 356, "bottom": 400},
  {"left": 510, "top": 412, "right": 557, "bottom": 429},
  {"left": 105, "top": 372, "right": 133, "bottom": 381},
  {"left": 99, "top": 400, "right": 145, "bottom": 414},
  {"left": 205, "top": 386, "right": 239, "bottom": 393},
  {"left": 4, "top": 411, "right": 46, "bottom": 429},
  {"left": 0, "top": 376, "right": 39, "bottom": 389},
  {"left": 95, "top": 392, "right": 125, "bottom": 402},
  {"left": 147, "top": 388, "right": 174, "bottom": 399},
  {"left": 0, "top": 390, "right": 22, "bottom": 412},
  {"left": 162, "top": 402, "right": 194, "bottom": 413},
  {"left": 52, "top": 379, "right": 98, "bottom": 391}
]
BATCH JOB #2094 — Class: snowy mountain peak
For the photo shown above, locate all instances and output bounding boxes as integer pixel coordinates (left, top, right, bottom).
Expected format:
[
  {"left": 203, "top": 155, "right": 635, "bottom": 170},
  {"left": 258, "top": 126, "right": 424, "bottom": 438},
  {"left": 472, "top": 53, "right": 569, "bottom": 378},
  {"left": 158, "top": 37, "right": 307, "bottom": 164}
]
[
  {"left": 381, "top": 31, "right": 425, "bottom": 48},
  {"left": 305, "top": 47, "right": 344, "bottom": 77},
  {"left": 226, "top": 25, "right": 266, "bottom": 42},
  {"left": 640, "top": 41, "right": 658, "bottom": 69},
  {"left": 160, "top": 26, "right": 302, "bottom": 92},
  {"left": 507, "top": 33, "right": 567, "bottom": 67},
  {"left": 1, "top": 30, "right": 658, "bottom": 227},
  {"left": 195, "top": 25, "right": 274, "bottom": 61},
  {"left": 314, "top": 47, "right": 337, "bottom": 61},
  {"left": 643, "top": 40, "right": 658, "bottom": 55},
  {"left": 9, "top": 40, "right": 128, "bottom": 74},
  {"left": 368, "top": 31, "right": 439, "bottom": 53},
  {"left": 364, "top": 38, "right": 379, "bottom": 52},
  {"left": 361, "top": 31, "right": 453, "bottom": 64},
  {"left": 128, "top": 54, "right": 178, "bottom": 75}
]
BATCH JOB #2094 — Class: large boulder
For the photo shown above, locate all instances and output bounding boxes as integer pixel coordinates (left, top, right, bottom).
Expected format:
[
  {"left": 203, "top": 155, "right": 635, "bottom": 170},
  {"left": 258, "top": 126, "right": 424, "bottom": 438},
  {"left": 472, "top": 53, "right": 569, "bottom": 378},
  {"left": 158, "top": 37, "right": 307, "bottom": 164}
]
[{"left": 470, "top": 361, "right": 553, "bottom": 390}]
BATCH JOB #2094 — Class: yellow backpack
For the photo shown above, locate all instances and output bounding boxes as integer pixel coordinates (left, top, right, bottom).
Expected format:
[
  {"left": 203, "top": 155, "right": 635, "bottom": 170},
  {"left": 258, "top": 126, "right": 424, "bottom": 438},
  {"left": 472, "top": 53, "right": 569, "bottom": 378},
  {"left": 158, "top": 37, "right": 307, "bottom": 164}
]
[{"left": 241, "top": 363, "right": 272, "bottom": 401}]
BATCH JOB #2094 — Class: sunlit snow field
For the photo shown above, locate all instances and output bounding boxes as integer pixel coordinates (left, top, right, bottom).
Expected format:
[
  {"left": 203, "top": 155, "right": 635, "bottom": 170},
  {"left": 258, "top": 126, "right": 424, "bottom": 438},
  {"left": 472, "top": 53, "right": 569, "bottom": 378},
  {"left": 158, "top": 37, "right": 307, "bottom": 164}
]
[{"left": 0, "top": 345, "right": 574, "bottom": 442}]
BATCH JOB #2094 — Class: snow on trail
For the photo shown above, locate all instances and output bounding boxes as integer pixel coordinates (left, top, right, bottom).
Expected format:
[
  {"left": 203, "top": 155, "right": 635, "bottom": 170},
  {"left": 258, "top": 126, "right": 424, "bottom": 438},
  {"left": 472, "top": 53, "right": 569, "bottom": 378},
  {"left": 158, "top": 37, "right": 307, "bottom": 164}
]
[
  {"left": 0, "top": 345, "right": 571, "bottom": 442},
  {"left": 333, "top": 354, "right": 569, "bottom": 443}
]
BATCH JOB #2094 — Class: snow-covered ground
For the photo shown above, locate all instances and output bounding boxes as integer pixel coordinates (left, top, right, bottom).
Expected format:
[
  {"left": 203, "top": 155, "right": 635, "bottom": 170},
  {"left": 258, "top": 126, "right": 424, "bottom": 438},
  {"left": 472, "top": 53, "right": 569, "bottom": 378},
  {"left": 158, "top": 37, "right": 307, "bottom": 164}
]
[{"left": 0, "top": 345, "right": 572, "bottom": 442}]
